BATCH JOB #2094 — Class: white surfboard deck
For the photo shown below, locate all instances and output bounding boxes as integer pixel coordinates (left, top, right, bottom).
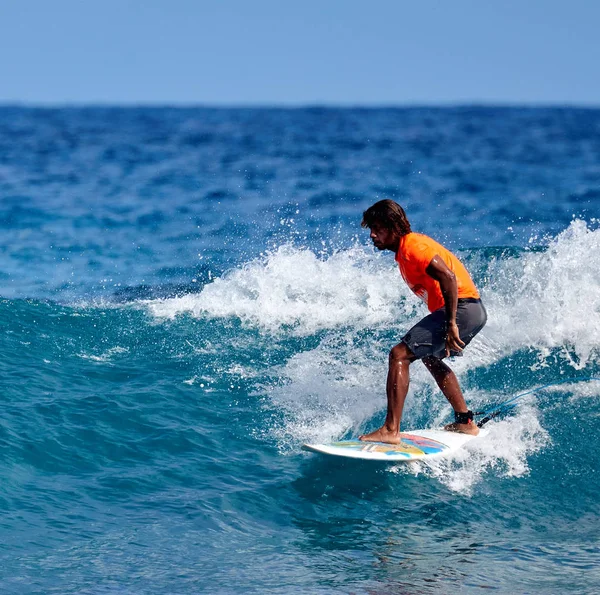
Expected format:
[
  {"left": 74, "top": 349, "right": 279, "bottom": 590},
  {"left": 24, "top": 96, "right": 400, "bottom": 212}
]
[{"left": 303, "top": 428, "right": 486, "bottom": 462}]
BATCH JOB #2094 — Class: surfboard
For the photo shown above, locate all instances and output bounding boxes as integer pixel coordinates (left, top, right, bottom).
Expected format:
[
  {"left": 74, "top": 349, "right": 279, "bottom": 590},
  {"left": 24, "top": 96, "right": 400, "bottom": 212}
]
[{"left": 302, "top": 429, "right": 484, "bottom": 462}]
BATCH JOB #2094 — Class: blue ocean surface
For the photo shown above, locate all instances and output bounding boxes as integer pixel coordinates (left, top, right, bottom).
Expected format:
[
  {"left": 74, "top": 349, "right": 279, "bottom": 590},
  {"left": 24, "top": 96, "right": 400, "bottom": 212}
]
[{"left": 0, "top": 106, "right": 599, "bottom": 594}]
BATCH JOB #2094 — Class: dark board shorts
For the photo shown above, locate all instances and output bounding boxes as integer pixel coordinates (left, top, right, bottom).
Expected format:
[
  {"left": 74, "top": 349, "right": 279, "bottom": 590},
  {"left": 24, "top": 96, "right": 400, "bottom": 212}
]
[{"left": 402, "top": 298, "right": 487, "bottom": 360}]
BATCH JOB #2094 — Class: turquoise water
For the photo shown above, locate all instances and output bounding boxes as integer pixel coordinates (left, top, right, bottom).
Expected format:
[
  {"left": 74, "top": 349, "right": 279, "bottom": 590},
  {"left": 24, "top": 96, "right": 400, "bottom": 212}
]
[{"left": 1, "top": 107, "right": 599, "bottom": 593}]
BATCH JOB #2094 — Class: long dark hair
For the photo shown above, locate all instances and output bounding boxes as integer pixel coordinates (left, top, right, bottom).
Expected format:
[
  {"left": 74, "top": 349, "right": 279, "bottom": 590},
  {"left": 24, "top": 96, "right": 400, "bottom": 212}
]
[{"left": 361, "top": 200, "right": 411, "bottom": 235}]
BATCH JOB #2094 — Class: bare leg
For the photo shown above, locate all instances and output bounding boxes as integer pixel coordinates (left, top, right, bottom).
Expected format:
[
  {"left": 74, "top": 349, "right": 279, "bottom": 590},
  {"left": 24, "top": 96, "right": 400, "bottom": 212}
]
[
  {"left": 422, "top": 357, "right": 479, "bottom": 435},
  {"left": 359, "top": 342, "right": 416, "bottom": 444}
]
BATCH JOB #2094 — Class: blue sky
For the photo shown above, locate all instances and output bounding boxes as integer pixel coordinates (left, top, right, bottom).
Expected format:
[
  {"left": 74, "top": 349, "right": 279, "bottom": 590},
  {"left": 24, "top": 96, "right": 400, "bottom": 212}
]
[{"left": 1, "top": 0, "right": 598, "bottom": 105}]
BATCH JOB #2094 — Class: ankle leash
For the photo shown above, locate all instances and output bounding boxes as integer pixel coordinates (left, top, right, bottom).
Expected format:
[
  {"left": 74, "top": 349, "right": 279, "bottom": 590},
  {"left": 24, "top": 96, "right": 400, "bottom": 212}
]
[{"left": 454, "top": 410, "right": 474, "bottom": 425}]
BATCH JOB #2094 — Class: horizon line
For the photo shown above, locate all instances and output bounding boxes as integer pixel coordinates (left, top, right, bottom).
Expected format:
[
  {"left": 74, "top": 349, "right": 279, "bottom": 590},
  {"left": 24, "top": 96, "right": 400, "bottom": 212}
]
[{"left": 1, "top": 100, "right": 599, "bottom": 110}]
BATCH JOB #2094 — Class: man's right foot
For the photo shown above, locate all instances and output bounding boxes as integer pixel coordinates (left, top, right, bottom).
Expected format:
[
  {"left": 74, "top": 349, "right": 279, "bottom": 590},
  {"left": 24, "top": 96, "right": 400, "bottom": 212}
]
[{"left": 444, "top": 422, "right": 479, "bottom": 436}]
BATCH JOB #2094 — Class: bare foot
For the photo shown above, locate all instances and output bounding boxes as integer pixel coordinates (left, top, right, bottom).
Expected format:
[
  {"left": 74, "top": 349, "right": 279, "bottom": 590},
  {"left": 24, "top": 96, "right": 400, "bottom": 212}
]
[
  {"left": 444, "top": 422, "right": 479, "bottom": 436},
  {"left": 359, "top": 426, "right": 402, "bottom": 444}
]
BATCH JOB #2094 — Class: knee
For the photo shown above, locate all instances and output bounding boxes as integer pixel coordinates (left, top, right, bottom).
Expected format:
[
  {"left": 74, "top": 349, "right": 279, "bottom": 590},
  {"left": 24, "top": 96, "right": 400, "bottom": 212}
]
[
  {"left": 389, "top": 344, "right": 411, "bottom": 365},
  {"left": 423, "top": 356, "right": 442, "bottom": 371},
  {"left": 423, "top": 356, "right": 452, "bottom": 377}
]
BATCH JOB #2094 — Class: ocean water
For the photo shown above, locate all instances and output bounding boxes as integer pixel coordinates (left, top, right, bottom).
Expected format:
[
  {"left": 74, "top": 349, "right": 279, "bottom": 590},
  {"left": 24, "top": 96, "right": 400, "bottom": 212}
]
[{"left": 1, "top": 106, "right": 599, "bottom": 594}]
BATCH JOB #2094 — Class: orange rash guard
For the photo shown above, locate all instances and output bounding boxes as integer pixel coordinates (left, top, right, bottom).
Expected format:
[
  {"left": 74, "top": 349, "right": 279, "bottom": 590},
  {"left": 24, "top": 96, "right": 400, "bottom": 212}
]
[{"left": 395, "top": 232, "right": 480, "bottom": 313}]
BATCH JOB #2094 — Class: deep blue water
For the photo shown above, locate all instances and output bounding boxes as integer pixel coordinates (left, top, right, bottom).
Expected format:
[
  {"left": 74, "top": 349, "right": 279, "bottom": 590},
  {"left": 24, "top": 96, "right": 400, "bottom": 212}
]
[{"left": 1, "top": 106, "right": 599, "bottom": 594}]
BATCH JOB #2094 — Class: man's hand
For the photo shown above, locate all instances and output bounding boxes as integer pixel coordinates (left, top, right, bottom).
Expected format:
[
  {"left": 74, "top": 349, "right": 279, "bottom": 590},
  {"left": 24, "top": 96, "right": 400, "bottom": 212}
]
[
  {"left": 445, "top": 321, "right": 465, "bottom": 357},
  {"left": 426, "top": 255, "right": 464, "bottom": 357}
]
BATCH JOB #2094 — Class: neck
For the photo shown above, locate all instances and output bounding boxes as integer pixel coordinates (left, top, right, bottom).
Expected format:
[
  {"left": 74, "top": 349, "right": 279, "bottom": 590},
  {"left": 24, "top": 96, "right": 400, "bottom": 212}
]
[{"left": 393, "top": 231, "right": 411, "bottom": 253}]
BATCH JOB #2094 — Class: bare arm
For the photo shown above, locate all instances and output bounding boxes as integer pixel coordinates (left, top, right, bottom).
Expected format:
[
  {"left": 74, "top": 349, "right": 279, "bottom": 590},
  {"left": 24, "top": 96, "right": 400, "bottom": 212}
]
[{"left": 425, "top": 255, "right": 465, "bottom": 356}]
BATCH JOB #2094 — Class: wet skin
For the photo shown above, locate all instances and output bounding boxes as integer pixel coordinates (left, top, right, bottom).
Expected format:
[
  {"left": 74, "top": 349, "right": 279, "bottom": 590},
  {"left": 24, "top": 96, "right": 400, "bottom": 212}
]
[{"left": 359, "top": 224, "right": 479, "bottom": 443}]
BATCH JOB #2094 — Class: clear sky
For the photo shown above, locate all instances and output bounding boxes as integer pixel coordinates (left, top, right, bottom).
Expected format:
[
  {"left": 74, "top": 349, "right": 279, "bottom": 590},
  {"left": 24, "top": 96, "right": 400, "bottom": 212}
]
[{"left": 1, "top": 0, "right": 598, "bottom": 105}]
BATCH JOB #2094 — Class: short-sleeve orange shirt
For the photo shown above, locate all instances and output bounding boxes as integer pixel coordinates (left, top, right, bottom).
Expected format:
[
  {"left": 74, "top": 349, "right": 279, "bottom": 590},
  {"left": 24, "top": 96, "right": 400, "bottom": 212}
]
[{"left": 395, "top": 232, "right": 480, "bottom": 313}]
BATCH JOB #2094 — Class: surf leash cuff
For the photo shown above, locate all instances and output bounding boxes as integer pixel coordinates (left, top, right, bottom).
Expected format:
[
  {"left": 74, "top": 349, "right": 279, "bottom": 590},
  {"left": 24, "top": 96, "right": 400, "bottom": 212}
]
[{"left": 454, "top": 410, "right": 474, "bottom": 424}]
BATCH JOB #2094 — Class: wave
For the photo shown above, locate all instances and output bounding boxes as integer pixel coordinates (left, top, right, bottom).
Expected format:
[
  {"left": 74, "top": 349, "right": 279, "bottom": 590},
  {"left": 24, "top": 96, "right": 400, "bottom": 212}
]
[
  {"left": 2, "top": 220, "right": 598, "bottom": 494},
  {"left": 145, "top": 218, "right": 600, "bottom": 362},
  {"left": 138, "top": 220, "right": 600, "bottom": 491},
  {"left": 6, "top": 218, "right": 600, "bottom": 357}
]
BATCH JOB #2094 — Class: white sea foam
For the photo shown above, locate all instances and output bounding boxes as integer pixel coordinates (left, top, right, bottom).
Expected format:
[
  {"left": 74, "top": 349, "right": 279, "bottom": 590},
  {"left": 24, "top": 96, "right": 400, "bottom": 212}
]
[
  {"left": 390, "top": 405, "right": 550, "bottom": 495},
  {"left": 261, "top": 331, "right": 389, "bottom": 450},
  {"left": 544, "top": 378, "right": 600, "bottom": 401},
  {"left": 482, "top": 219, "right": 600, "bottom": 367},
  {"left": 77, "top": 346, "right": 129, "bottom": 363},
  {"left": 146, "top": 244, "right": 418, "bottom": 334}
]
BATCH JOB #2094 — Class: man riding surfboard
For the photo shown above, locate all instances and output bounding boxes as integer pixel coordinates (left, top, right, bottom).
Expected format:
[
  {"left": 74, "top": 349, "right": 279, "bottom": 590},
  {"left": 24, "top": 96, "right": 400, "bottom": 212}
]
[{"left": 359, "top": 200, "right": 487, "bottom": 445}]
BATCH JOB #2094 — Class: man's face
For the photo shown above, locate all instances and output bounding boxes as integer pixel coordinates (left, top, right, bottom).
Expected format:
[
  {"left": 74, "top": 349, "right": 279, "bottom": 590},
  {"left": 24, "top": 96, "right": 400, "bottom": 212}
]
[{"left": 369, "top": 223, "right": 396, "bottom": 251}]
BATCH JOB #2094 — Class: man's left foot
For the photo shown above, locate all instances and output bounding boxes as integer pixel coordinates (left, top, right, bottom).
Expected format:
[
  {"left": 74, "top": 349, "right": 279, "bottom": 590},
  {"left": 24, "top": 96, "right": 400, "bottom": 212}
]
[
  {"left": 359, "top": 426, "right": 402, "bottom": 444},
  {"left": 444, "top": 422, "right": 479, "bottom": 436}
]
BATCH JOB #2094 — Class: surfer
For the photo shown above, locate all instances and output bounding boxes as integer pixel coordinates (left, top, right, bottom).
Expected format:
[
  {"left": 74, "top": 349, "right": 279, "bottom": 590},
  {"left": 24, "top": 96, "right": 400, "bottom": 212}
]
[{"left": 359, "top": 200, "right": 487, "bottom": 444}]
